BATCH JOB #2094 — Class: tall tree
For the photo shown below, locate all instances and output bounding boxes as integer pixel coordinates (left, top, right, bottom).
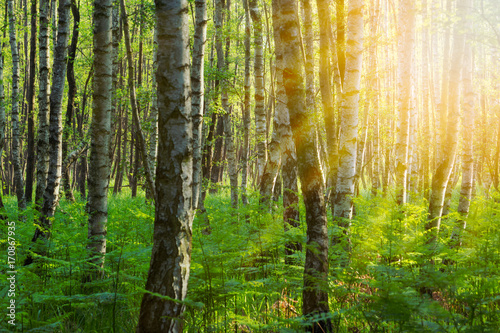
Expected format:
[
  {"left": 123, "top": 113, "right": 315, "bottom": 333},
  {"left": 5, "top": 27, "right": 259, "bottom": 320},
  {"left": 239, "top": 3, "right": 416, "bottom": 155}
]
[
  {"left": 62, "top": 0, "right": 80, "bottom": 202},
  {"left": 271, "top": 0, "right": 300, "bottom": 259},
  {"left": 249, "top": 0, "right": 267, "bottom": 181},
  {"left": 333, "top": 0, "right": 364, "bottom": 248},
  {"left": 241, "top": 0, "right": 251, "bottom": 206},
  {"left": 191, "top": 0, "right": 207, "bottom": 211},
  {"left": 26, "top": 0, "right": 71, "bottom": 264},
  {"left": 426, "top": 0, "right": 469, "bottom": 245},
  {"left": 394, "top": 0, "right": 415, "bottom": 205},
  {"left": 278, "top": 0, "right": 332, "bottom": 330},
  {"left": 7, "top": 0, "right": 26, "bottom": 210},
  {"left": 87, "top": 0, "right": 113, "bottom": 273},
  {"left": 35, "top": 0, "right": 51, "bottom": 208},
  {"left": 136, "top": 0, "right": 194, "bottom": 330},
  {"left": 317, "top": 0, "right": 339, "bottom": 207},
  {"left": 0, "top": 31, "right": 6, "bottom": 216},
  {"left": 25, "top": 0, "right": 37, "bottom": 203}
]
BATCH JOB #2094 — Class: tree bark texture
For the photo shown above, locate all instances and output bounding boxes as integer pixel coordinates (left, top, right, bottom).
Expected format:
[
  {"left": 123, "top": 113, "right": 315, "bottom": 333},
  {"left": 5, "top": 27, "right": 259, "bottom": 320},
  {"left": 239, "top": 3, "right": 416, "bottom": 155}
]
[
  {"left": 278, "top": 0, "right": 331, "bottom": 330},
  {"left": 86, "top": 0, "right": 113, "bottom": 272},
  {"left": 28, "top": 0, "right": 71, "bottom": 261},
  {"left": 137, "top": 0, "right": 194, "bottom": 331},
  {"left": 8, "top": 0, "right": 26, "bottom": 210},
  {"left": 35, "top": 0, "right": 51, "bottom": 208},
  {"left": 191, "top": 0, "right": 207, "bottom": 211},
  {"left": 249, "top": 0, "right": 267, "bottom": 181},
  {"left": 25, "top": 0, "right": 37, "bottom": 203},
  {"left": 333, "top": 0, "right": 364, "bottom": 236}
]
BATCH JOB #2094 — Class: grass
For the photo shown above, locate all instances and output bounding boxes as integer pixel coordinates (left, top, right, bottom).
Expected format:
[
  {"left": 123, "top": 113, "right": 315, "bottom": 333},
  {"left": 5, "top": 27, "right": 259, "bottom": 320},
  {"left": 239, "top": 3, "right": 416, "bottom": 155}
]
[{"left": 0, "top": 185, "right": 499, "bottom": 332}]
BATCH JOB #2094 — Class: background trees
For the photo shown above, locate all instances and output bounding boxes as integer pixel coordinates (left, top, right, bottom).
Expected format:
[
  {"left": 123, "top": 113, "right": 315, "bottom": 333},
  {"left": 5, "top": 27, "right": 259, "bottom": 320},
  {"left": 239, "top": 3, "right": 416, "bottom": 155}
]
[{"left": 2, "top": 0, "right": 500, "bottom": 331}]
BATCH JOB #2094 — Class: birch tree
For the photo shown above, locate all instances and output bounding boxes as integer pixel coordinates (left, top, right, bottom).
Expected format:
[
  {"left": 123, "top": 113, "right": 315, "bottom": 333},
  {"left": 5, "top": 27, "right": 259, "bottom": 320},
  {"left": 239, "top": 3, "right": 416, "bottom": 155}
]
[
  {"left": 278, "top": 0, "right": 331, "bottom": 329},
  {"left": 191, "top": 0, "right": 207, "bottom": 210},
  {"left": 426, "top": 0, "right": 469, "bottom": 245},
  {"left": 395, "top": 0, "right": 415, "bottom": 205},
  {"left": 333, "top": 0, "right": 364, "bottom": 246},
  {"left": 0, "top": 34, "right": 6, "bottom": 216},
  {"left": 26, "top": 0, "right": 71, "bottom": 264},
  {"left": 35, "top": 0, "right": 51, "bottom": 207},
  {"left": 25, "top": 0, "right": 37, "bottom": 203},
  {"left": 87, "top": 0, "right": 113, "bottom": 273},
  {"left": 136, "top": 0, "right": 194, "bottom": 330},
  {"left": 249, "top": 0, "right": 267, "bottom": 181},
  {"left": 7, "top": 0, "right": 26, "bottom": 210}
]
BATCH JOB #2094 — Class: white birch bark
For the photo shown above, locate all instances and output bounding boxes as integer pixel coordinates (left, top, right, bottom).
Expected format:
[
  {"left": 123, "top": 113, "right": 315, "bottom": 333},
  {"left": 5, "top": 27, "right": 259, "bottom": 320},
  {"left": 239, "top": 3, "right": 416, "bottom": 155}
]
[
  {"left": 137, "top": 0, "right": 194, "bottom": 330},
  {"left": 333, "top": 0, "right": 364, "bottom": 225},
  {"left": 249, "top": 0, "right": 267, "bottom": 181},
  {"left": 7, "top": 0, "right": 26, "bottom": 210},
  {"left": 191, "top": 0, "right": 207, "bottom": 210},
  {"left": 87, "top": 0, "right": 113, "bottom": 272},
  {"left": 35, "top": 0, "right": 51, "bottom": 207}
]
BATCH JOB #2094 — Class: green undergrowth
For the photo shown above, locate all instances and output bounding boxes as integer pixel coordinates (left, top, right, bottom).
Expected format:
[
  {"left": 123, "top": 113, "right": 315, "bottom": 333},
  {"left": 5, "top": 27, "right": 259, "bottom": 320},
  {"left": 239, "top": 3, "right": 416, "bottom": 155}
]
[{"left": 0, "top": 185, "right": 499, "bottom": 332}]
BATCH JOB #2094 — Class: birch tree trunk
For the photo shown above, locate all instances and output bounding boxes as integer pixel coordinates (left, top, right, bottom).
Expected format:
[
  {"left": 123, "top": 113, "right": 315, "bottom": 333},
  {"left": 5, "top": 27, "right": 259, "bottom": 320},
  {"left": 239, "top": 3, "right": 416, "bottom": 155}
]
[
  {"left": 137, "top": 0, "right": 194, "bottom": 330},
  {"left": 395, "top": 0, "right": 415, "bottom": 205},
  {"left": 249, "top": 0, "right": 267, "bottom": 181},
  {"left": 7, "top": 0, "right": 26, "bottom": 210},
  {"left": 426, "top": 0, "right": 468, "bottom": 245},
  {"left": 86, "top": 0, "right": 112, "bottom": 273},
  {"left": 333, "top": 0, "right": 364, "bottom": 248},
  {"left": 62, "top": 0, "right": 79, "bottom": 202},
  {"left": 0, "top": 35, "right": 6, "bottom": 216},
  {"left": 316, "top": 0, "right": 338, "bottom": 206},
  {"left": 25, "top": 0, "right": 37, "bottom": 203},
  {"left": 241, "top": 0, "right": 251, "bottom": 206},
  {"left": 26, "top": 0, "right": 71, "bottom": 265},
  {"left": 278, "top": 0, "right": 331, "bottom": 330},
  {"left": 191, "top": 0, "right": 207, "bottom": 211},
  {"left": 35, "top": 0, "right": 51, "bottom": 208},
  {"left": 148, "top": 27, "right": 159, "bottom": 201},
  {"left": 452, "top": 47, "right": 474, "bottom": 247}
]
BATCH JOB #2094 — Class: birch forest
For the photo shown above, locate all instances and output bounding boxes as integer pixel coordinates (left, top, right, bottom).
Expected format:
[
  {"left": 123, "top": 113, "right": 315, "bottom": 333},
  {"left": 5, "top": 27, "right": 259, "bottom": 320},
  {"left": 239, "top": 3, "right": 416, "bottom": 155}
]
[{"left": 1, "top": 0, "right": 500, "bottom": 331}]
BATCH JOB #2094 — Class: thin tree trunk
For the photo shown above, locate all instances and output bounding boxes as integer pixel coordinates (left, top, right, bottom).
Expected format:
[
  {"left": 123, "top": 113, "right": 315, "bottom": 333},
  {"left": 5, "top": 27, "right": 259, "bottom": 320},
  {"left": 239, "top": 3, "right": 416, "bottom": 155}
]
[
  {"left": 241, "top": 0, "right": 251, "bottom": 206},
  {"left": 249, "top": 0, "right": 267, "bottom": 182},
  {"left": 395, "top": 0, "right": 415, "bottom": 205},
  {"left": 137, "top": 0, "right": 194, "bottom": 330},
  {"left": 191, "top": 0, "right": 207, "bottom": 210},
  {"left": 452, "top": 47, "right": 474, "bottom": 247},
  {"left": 62, "top": 0, "right": 79, "bottom": 202},
  {"left": 86, "top": 0, "right": 112, "bottom": 274},
  {"left": 333, "top": 0, "right": 364, "bottom": 253},
  {"left": 7, "top": 0, "right": 26, "bottom": 210},
  {"left": 317, "top": 0, "right": 338, "bottom": 206},
  {"left": 0, "top": 31, "right": 6, "bottom": 217},
  {"left": 35, "top": 0, "right": 51, "bottom": 207},
  {"left": 25, "top": 0, "right": 37, "bottom": 203}
]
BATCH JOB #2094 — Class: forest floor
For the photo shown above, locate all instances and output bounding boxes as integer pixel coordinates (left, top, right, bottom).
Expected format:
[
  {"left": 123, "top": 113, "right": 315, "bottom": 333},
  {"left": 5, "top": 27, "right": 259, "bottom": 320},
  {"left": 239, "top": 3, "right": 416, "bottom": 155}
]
[{"left": 1, "top": 186, "right": 500, "bottom": 332}]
